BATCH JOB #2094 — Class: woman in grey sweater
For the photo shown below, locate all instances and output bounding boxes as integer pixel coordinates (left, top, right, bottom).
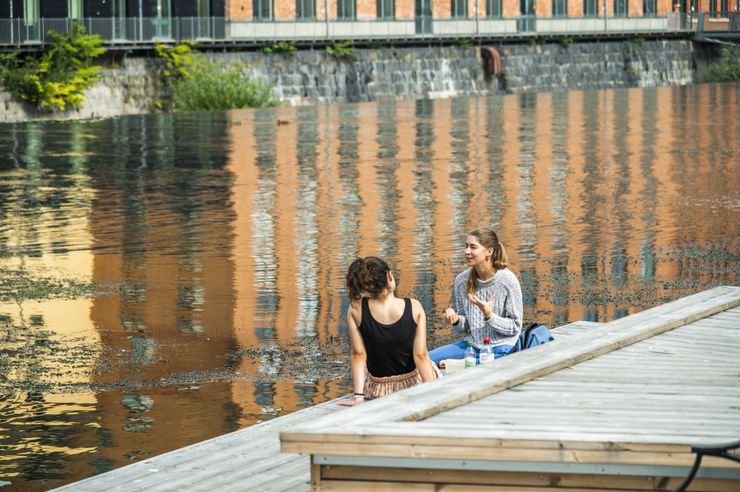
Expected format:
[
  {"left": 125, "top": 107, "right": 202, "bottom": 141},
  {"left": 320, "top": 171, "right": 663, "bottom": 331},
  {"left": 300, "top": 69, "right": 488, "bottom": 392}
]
[{"left": 429, "top": 228, "right": 523, "bottom": 367}]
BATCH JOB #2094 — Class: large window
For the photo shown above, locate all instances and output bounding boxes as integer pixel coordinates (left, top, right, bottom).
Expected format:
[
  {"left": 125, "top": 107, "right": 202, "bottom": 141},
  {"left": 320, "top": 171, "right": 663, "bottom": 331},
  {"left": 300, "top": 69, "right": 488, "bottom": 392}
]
[
  {"left": 552, "top": 0, "right": 567, "bottom": 16},
  {"left": 584, "top": 0, "right": 598, "bottom": 15},
  {"left": 296, "top": 0, "right": 315, "bottom": 19},
  {"left": 613, "top": 0, "right": 627, "bottom": 16},
  {"left": 253, "top": 0, "right": 273, "bottom": 19},
  {"left": 24, "top": 0, "right": 39, "bottom": 24},
  {"left": 486, "top": 0, "right": 502, "bottom": 17},
  {"left": 68, "top": 0, "right": 83, "bottom": 19},
  {"left": 377, "top": 0, "right": 395, "bottom": 18},
  {"left": 338, "top": 0, "right": 356, "bottom": 19},
  {"left": 451, "top": 0, "right": 467, "bottom": 17},
  {"left": 643, "top": 0, "right": 656, "bottom": 14}
]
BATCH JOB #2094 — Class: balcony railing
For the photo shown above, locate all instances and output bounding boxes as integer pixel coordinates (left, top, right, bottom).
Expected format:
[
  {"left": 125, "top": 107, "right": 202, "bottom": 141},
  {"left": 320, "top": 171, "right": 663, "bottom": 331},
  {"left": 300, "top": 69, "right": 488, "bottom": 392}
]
[
  {"left": 1, "top": 13, "right": 731, "bottom": 48},
  {"left": 0, "top": 17, "right": 225, "bottom": 46}
]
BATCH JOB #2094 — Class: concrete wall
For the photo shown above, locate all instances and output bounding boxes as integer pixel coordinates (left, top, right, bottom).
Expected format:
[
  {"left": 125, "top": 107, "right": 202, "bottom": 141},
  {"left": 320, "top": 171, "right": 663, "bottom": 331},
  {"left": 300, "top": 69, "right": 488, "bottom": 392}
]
[{"left": 0, "top": 39, "right": 707, "bottom": 123}]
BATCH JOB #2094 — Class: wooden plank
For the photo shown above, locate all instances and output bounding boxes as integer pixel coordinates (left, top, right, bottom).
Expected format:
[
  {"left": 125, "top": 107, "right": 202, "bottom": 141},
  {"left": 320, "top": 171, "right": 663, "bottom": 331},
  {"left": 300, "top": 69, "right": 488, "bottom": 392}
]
[
  {"left": 53, "top": 398, "right": 345, "bottom": 491},
  {"left": 324, "top": 466, "right": 737, "bottom": 492},
  {"left": 320, "top": 465, "right": 740, "bottom": 491},
  {"left": 282, "top": 440, "right": 736, "bottom": 469}
]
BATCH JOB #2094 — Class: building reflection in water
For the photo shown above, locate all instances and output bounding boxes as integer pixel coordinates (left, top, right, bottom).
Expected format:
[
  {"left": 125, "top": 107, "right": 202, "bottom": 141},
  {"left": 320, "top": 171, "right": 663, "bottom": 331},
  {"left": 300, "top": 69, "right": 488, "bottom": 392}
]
[{"left": 0, "top": 84, "right": 737, "bottom": 490}]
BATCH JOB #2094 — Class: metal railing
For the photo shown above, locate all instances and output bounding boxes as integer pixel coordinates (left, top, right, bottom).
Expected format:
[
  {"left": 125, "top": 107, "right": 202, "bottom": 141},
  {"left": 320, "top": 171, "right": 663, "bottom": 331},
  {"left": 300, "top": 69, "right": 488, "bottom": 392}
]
[
  {"left": 0, "top": 17, "right": 225, "bottom": 46},
  {"left": 2, "top": 13, "right": 731, "bottom": 48}
]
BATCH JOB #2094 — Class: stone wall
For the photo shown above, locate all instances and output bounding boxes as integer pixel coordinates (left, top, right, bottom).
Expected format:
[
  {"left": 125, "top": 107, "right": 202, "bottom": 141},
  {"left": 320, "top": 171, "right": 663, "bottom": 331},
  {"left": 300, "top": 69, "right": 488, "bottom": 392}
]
[
  {"left": 0, "top": 57, "right": 160, "bottom": 123},
  {"left": 0, "top": 39, "right": 709, "bottom": 124},
  {"left": 498, "top": 39, "right": 694, "bottom": 93}
]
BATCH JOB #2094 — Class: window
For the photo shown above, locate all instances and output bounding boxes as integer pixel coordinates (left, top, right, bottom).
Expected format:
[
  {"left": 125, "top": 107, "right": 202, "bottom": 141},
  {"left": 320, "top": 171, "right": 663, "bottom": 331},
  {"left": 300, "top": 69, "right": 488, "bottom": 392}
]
[
  {"left": 486, "top": 0, "right": 502, "bottom": 17},
  {"left": 68, "top": 0, "right": 83, "bottom": 19},
  {"left": 719, "top": 0, "right": 728, "bottom": 16},
  {"left": 377, "top": 0, "right": 395, "bottom": 18},
  {"left": 296, "top": 0, "right": 315, "bottom": 19},
  {"left": 584, "top": 0, "right": 598, "bottom": 16},
  {"left": 451, "top": 0, "right": 467, "bottom": 17},
  {"left": 253, "top": 0, "right": 273, "bottom": 19},
  {"left": 643, "top": 0, "right": 656, "bottom": 15},
  {"left": 157, "top": 0, "right": 171, "bottom": 18},
  {"left": 197, "top": 0, "right": 210, "bottom": 17},
  {"left": 24, "top": 0, "right": 39, "bottom": 24},
  {"left": 338, "top": 0, "right": 356, "bottom": 19},
  {"left": 552, "top": 0, "right": 567, "bottom": 16},
  {"left": 709, "top": 0, "right": 717, "bottom": 15},
  {"left": 613, "top": 0, "right": 627, "bottom": 16}
]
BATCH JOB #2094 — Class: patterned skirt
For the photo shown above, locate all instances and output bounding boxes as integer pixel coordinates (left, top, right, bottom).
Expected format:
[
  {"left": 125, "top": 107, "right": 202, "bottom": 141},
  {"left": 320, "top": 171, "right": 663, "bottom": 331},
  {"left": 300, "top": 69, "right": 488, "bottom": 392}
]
[{"left": 364, "top": 363, "right": 442, "bottom": 400}]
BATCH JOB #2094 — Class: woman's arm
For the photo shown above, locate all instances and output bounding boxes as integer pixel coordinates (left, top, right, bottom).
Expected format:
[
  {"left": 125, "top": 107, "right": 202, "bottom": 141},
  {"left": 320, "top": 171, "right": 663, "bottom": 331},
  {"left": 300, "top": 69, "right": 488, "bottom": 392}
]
[
  {"left": 452, "top": 280, "right": 469, "bottom": 335},
  {"left": 484, "top": 283, "right": 523, "bottom": 338},
  {"left": 340, "top": 301, "right": 367, "bottom": 406},
  {"left": 411, "top": 299, "right": 436, "bottom": 382}
]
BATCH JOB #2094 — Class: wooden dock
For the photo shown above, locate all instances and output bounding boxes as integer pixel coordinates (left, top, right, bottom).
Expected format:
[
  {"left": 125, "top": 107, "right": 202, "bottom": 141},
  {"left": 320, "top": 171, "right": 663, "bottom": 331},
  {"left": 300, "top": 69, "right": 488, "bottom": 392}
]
[
  {"left": 282, "top": 286, "right": 740, "bottom": 491},
  {"left": 53, "top": 286, "right": 739, "bottom": 491},
  {"left": 52, "top": 325, "right": 597, "bottom": 491}
]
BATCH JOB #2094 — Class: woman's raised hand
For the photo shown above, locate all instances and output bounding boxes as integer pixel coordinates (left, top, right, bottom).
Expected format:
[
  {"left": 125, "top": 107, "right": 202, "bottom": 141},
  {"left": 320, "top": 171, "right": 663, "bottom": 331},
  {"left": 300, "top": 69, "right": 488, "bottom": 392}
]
[
  {"left": 443, "top": 307, "right": 460, "bottom": 325},
  {"left": 467, "top": 292, "right": 494, "bottom": 320}
]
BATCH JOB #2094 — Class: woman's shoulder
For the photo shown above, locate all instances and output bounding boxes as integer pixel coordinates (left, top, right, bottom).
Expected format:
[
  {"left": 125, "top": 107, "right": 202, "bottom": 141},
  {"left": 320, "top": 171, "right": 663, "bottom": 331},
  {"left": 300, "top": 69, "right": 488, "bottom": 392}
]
[
  {"left": 496, "top": 268, "right": 521, "bottom": 287},
  {"left": 407, "top": 298, "right": 425, "bottom": 322}
]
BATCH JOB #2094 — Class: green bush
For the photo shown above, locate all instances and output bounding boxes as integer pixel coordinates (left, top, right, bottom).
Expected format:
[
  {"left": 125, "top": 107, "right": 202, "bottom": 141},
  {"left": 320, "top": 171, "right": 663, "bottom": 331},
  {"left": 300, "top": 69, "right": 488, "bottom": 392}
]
[
  {"left": 559, "top": 37, "right": 573, "bottom": 48},
  {"left": 326, "top": 41, "right": 357, "bottom": 60},
  {"left": 699, "top": 58, "right": 740, "bottom": 82},
  {"left": 156, "top": 42, "right": 197, "bottom": 81},
  {"left": 170, "top": 60, "right": 278, "bottom": 111},
  {"left": 0, "top": 24, "right": 106, "bottom": 112},
  {"left": 261, "top": 41, "right": 297, "bottom": 57}
]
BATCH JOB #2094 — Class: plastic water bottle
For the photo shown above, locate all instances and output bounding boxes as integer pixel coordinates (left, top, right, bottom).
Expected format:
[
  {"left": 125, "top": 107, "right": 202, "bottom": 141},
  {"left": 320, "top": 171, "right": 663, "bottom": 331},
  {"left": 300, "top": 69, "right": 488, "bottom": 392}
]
[
  {"left": 479, "top": 337, "right": 494, "bottom": 365},
  {"left": 464, "top": 341, "right": 476, "bottom": 368}
]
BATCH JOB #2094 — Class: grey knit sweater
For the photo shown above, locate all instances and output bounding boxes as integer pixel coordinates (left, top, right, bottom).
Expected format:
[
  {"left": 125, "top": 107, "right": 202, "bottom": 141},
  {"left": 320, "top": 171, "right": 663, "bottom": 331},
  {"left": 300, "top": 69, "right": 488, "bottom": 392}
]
[{"left": 451, "top": 268, "right": 523, "bottom": 348}]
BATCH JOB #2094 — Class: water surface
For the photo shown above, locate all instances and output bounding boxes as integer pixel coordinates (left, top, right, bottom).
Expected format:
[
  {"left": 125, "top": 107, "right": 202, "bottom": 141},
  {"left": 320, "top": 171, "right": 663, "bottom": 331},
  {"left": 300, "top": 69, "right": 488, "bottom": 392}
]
[{"left": 0, "top": 83, "right": 738, "bottom": 490}]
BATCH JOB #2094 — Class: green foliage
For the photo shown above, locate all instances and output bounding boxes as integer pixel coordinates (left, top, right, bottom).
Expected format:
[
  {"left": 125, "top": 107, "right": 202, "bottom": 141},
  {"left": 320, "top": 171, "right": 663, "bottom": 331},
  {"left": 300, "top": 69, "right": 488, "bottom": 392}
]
[
  {"left": 170, "top": 60, "right": 278, "bottom": 111},
  {"left": 326, "top": 41, "right": 357, "bottom": 60},
  {"left": 698, "top": 57, "right": 740, "bottom": 82},
  {"left": 633, "top": 34, "right": 647, "bottom": 45},
  {"left": 454, "top": 40, "right": 473, "bottom": 49},
  {"left": 156, "top": 42, "right": 277, "bottom": 111},
  {"left": 559, "top": 37, "right": 573, "bottom": 48},
  {"left": 0, "top": 24, "right": 106, "bottom": 112},
  {"left": 261, "top": 41, "right": 298, "bottom": 57},
  {"left": 155, "top": 42, "right": 197, "bottom": 80}
]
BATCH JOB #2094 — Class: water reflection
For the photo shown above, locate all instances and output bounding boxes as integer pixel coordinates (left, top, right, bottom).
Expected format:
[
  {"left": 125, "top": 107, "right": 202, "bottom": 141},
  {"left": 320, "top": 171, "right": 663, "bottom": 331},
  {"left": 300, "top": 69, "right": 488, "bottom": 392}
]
[{"left": 0, "top": 83, "right": 738, "bottom": 490}]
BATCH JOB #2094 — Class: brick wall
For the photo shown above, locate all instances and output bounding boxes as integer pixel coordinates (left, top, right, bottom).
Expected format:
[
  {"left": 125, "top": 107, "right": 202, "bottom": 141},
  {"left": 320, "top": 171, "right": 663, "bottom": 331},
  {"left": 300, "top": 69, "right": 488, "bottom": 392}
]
[
  {"left": 225, "top": 0, "right": 676, "bottom": 20},
  {"left": 397, "top": 0, "right": 414, "bottom": 19}
]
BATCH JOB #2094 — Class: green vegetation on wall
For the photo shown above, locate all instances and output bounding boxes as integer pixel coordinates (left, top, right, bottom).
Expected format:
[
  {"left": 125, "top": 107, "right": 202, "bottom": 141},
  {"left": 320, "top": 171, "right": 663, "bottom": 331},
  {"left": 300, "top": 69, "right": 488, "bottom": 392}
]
[
  {"left": 326, "top": 41, "right": 357, "bottom": 60},
  {"left": 261, "top": 41, "right": 298, "bottom": 57},
  {"left": 155, "top": 43, "right": 278, "bottom": 111},
  {"left": 0, "top": 25, "right": 106, "bottom": 112},
  {"left": 697, "top": 47, "right": 740, "bottom": 83},
  {"left": 170, "top": 61, "right": 278, "bottom": 111}
]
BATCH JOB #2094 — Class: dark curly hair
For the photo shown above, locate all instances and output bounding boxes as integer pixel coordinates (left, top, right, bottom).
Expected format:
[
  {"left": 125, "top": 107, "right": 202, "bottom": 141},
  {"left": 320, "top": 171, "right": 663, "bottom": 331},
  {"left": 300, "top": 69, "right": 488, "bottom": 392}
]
[{"left": 346, "top": 256, "right": 392, "bottom": 300}]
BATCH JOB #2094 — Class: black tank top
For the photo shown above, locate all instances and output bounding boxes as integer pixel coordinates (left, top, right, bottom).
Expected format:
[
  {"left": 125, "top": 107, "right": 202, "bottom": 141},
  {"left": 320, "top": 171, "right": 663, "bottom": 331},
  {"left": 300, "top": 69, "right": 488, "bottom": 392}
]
[{"left": 359, "top": 297, "right": 417, "bottom": 378}]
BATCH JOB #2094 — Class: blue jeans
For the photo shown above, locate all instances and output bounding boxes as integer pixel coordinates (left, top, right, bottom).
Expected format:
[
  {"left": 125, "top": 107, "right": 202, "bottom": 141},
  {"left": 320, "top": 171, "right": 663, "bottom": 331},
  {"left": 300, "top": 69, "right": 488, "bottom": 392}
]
[{"left": 429, "top": 341, "right": 514, "bottom": 366}]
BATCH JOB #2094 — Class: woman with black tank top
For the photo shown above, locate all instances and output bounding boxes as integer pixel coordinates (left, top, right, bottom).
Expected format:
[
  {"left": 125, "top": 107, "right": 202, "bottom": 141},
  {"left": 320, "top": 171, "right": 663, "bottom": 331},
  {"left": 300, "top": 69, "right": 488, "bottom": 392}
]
[{"left": 340, "top": 256, "right": 438, "bottom": 406}]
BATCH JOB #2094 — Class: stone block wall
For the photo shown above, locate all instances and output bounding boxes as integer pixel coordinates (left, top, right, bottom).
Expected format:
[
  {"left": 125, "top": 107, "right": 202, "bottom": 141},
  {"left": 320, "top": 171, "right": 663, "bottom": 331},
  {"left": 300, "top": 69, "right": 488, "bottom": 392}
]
[
  {"left": 498, "top": 39, "right": 694, "bottom": 92},
  {"left": 0, "top": 40, "right": 705, "bottom": 124}
]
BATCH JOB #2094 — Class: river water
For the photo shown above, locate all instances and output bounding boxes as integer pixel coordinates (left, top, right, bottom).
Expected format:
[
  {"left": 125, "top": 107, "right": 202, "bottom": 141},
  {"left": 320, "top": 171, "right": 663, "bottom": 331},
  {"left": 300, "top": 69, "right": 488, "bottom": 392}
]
[{"left": 0, "top": 83, "right": 738, "bottom": 490}]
